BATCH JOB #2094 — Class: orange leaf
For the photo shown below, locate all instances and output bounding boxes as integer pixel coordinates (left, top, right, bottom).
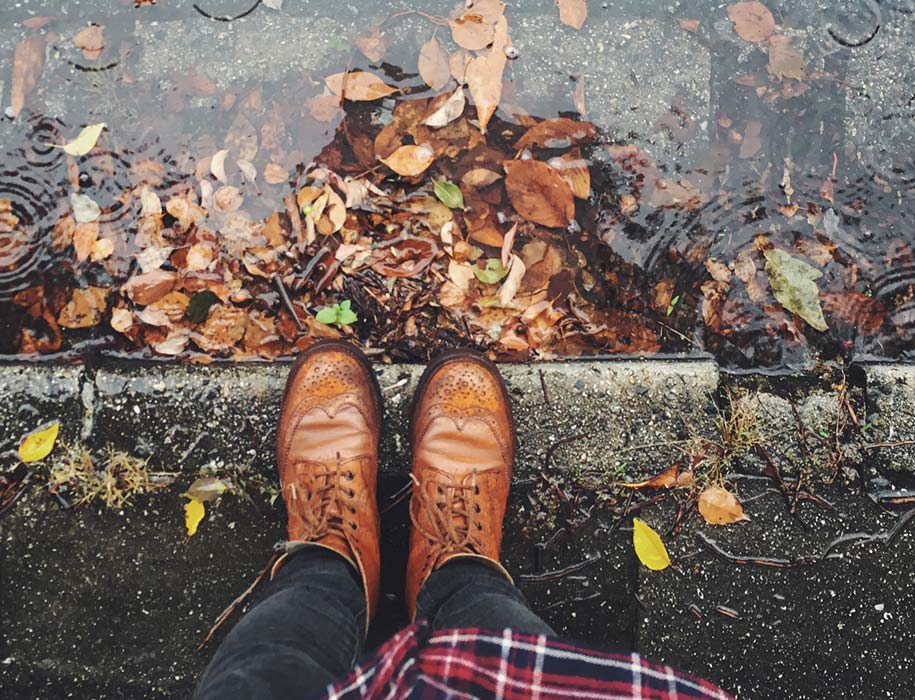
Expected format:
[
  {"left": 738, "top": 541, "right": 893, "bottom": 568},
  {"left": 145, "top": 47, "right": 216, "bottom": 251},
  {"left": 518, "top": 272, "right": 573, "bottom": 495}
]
[
  {"left": 308, "top": 95, "right": 343, "bottom": 122},
  {"left": 10, "top": 35, "right": 45, "bottom": 119},
  {"left": 727, "top": 2, "right": 775, "bottom": 43},
  {"left": 613, "top": 464, "right": 694, "bottom": 490},
  {"left": 698, "top": 487, "right": 750, "bottom": 525},
  {"left": 557, "top": 0, "right": 587, "bottom": 30},
  {"left": 767, "top": 34, "right": 806, "bottom": 81},
  {"left": 419, "top": 35, "right": 451, "bottom": 91},
  {"left": 515, "top": 117, "right": 598, "bottom": 150},
  {"left": 324, "top": 71, "right": 398, "bottom": 101},
  {"left": 379, "top": 144, "right": 436, "bottom": 177},
  {"left": 504, "top": 159, "right": 575, "bottom": 228}
]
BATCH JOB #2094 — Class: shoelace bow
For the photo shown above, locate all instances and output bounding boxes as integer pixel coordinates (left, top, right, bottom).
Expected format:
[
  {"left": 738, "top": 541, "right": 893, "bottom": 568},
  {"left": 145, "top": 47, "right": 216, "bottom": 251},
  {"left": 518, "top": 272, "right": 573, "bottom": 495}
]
[
  {"left": 410, "top": 471, "right": 481, "bottom": 557},
  {"left": 286, "top": 453, "right": 363, "bottom": 541}
]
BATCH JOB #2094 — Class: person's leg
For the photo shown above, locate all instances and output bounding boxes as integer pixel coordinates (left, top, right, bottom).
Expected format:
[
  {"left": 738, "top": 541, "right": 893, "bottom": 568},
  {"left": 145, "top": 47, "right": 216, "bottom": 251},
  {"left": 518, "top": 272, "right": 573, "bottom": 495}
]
[
  {"left": 193, "top": 547, "right": 365, "bottom": 700},
  {"left": 416, "top": 559, "right": 555, "bottom": 635}
]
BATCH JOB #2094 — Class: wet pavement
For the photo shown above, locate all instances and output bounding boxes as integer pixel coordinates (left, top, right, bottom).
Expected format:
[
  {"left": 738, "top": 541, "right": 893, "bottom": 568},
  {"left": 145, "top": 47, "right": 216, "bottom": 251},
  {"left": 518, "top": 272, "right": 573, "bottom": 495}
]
[{"left": 2, "top": 358, "right": 915, "bottom": 698}]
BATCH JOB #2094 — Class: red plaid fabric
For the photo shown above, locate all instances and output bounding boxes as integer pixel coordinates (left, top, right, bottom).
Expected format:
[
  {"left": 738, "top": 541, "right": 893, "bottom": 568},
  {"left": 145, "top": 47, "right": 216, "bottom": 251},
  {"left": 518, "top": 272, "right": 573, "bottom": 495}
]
[{"left": 317, "top": 624, "right": 733, "bottom": 700}]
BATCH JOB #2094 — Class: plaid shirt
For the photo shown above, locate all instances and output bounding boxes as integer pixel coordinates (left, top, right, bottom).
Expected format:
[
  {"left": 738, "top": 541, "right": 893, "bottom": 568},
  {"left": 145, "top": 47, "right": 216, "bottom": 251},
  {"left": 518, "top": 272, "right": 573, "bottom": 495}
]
[{"left": 316, "top": 623, "right": 733, "bottom": 700}]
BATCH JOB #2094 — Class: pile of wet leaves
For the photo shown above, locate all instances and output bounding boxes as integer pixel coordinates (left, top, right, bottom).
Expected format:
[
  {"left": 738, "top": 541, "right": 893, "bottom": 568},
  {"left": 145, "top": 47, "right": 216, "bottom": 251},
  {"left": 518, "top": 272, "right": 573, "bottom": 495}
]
[{"left": 0, "top": 0, "right": 912, "bottom": 366}]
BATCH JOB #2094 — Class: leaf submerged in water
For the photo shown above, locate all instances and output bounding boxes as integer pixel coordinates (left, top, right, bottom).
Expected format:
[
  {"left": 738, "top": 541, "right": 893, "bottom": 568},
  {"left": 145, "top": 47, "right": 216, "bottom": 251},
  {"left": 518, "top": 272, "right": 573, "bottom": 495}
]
[{"left": 763, "top": 248, "right": 828, "bottom": 332}]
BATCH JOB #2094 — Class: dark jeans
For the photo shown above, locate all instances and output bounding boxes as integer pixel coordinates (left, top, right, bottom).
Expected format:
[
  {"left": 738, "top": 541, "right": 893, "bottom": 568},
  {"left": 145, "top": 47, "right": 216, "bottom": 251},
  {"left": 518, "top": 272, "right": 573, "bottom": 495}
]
[{"left": 193, "top": 548, "right": 554, "bottom": 700}]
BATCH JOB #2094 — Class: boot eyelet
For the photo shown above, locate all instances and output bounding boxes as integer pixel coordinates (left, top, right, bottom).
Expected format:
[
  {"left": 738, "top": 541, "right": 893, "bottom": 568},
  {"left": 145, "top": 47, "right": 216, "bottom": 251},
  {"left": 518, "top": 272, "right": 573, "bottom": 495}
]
[
  {"left": 346, "top": 471, "right": 355, "bottom": 480},
  {"left": 350, "top": 522, "right": 358, "bottom": 530},
  {"left": 475, "top": 522, "right": 483, "bottom": 530},
  {"left": 473, "top": 504, "right": 481, "bottom": 513},
  {"left": 474, "top": 486, "right": 480, "bottom": 495},
  {"left": 349, "top": 506, "right": 356, "bottom": 514},
  {"left": 437, "top": 486, "right": 444, "bottom": 495}
]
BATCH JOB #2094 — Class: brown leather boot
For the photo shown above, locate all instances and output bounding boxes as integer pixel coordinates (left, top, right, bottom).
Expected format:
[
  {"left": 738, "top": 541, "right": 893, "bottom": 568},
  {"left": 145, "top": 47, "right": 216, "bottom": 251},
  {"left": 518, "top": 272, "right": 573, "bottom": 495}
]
[
  {"left": 274, "top": 340, "right": 382, "bottom": 635},
  {"left": 405, "top": 350, "right": 514, "bottom": 619}
]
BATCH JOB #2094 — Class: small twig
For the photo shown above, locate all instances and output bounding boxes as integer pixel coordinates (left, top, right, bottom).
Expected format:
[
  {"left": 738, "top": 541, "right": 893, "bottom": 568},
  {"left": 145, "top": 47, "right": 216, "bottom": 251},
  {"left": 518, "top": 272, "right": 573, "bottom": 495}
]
[
  {"left": 194, "top": 0, "right": 262, "bottom": 22},
  {"left": 538, "top": 368, "right": 551, "bottom": 407},
  {"left": 860, "top": 440, "right": 915, "bottom": 450},
  {"left": 541, "top": 433, "right": 587, "bottom": 471},
  {"left": 198, "top": 552, "right": 279, "bottom": 651},
  {"left": 379, "top": 480, "right": 413, "bottom": 515},
  {"left": 273, "top": 275, "right": 304, "bottom": 331},
  {"left": 518, "top": 554, "right": 601, "bottom": 584}
]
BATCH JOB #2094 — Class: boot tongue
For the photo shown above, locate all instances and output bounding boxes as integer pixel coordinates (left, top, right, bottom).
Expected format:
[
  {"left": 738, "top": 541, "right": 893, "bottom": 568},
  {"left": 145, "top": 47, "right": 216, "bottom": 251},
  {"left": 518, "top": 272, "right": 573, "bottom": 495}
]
[
  {"left": 416, "top": 417, "right": 502, "bottom": 477},
  {"left": 290, "top": 403, "right": 373, "bottom": 462}
]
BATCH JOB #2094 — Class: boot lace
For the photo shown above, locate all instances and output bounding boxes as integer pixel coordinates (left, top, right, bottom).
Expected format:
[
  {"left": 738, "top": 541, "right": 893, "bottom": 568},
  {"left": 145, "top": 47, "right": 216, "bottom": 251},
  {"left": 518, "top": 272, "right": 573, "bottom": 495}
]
[
  {"left": 285, "top": 453, "right": 362, "bottom": 541},
  {"left": 409, "top": 471, "right": 481, "bottom": 558}
]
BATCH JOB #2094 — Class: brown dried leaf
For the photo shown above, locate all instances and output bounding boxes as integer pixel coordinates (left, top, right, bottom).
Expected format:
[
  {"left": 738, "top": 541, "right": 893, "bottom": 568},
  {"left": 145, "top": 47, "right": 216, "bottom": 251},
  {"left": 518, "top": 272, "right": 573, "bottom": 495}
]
[
  {"left": 264, "top": 163, "right": 289, "bottom": 185},
  {"left": 419, "top": 35, "right": 451, "bottom": 91},
  {"left": 548, "top": 149, "right": 590, "bottom": 199},
  {"left": 767, "top": 34, "right": 806, "bottom": 81},
  {"left": 449, "top": 12, "right": 495, "bottom": 50},
  {"left": 515, "top": 117, "right": 598, "bottom": 150},
  {"left": 194, "top": 305, "right": 249, "bottom": 352},
  {"left": 73, "top": 222, "right": 99, "bottom": 263},
  {"left": 355, "top": 25, "right": 387, "bottom": 62},
  {"left": 727, "top": 1, "right": 775, "bottom": 43},
  {"left": 698, "top": 486, "right": 750, "bottom": 525},
  {"left": 123, "top": 270, "right": 178, "bottom": 306},
  {"left": 307, "top": 95, "right": 343, "bottom": 123},
  {"left": 10, "top": 35, "right": 45, "bottom": 119},
  {"left": 557, "top": 0, "right": 587, "bottom": 30},
  {"left": 676, "top": 18, "right": 700, "bottom": 33},
  {"left": 214, "top": 186, "right": 244, "bottom": 212},
  {"left": 422, "top": 87, "right": 465, "bottom": 128},
  {"left": 462, "top": 168, "right": 502, "bottom": 189},
  {"left": 379, "top": 144, "right": 436, "bottom": 177},
  {"left": 504, "top": 160, "right": 575, "bottom": 228},
  {"left": 465, "top": 16, "right": 509, "bottom": 133},
  {"left": 58, "top": 287, "right": 107, "bottom": 329},
  {"left": 450, "top": 49, "right": 472, "bottom": 83},
  {"left": 73, "top": 24, "right": 104, "bottom": 60},
  {"left": 324, "top": 71, "right": 398, "bottom": 101},
  {"left": 739, "top": 120, "right": 762, "bottom": 159}
]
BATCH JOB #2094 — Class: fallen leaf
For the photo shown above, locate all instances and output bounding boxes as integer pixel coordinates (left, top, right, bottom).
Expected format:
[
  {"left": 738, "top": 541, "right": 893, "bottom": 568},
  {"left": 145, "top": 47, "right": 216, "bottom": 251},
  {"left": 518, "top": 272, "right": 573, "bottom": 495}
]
[
  {"left": 422, "top": 87, "right": 466, "bottom": 128},
  {"left": 419, "top": 35, "right": 451, "bottom": 91},
  {"left": 210, "top": 149, "right": 229, "bottom": 183},
  {"left": 237, "top": 159, "right": 257, "bottom": 183},
  {"left": 449, "top": 12, "right": 495, "bottom": 50},
  {"left": 462, "top": 168, "right": 502, "bottom": 188},
  {"left": 183, "top": 476, "right": 231, "bottom": 502},
  {"left": 501, "top": 222, "right": 518, "bottom": 267},
  {"left": 58, "top": 286, "right": 107, "bottom": 328},
  {"left": 448, "top": 260, "right": 476, "bottom": 292},
  {"left": 264, "top": 163, "right": 289, "bottom": 184},
  {"left": 187, "top": 290, "right": 220, "bottom": 323},
  {"left": 548, "top": 149, "right": 590, "bottom": 199},
  {"left": 504, "top": 159, "right": 575, "bottom": 228},
  {"left": 185, "top": 498, "right": 205, "bottom": 537},
  {"left": 214, "top": 186, "right": 244, "bottom": 212},
  {"left": 186, "top": 243, "right": 214, "bottom": 272},
  {"left": 140, "top": 186, "right": 162, "bottom": 216},
  {"left": 263, "top": 0, "right": 283, "bottom": 8},
  {"left": 324, "top": 71, "right": 398, "bottom": 101},
  {"left": 515, "top": 117, "right": 598, "bottom": 150},
  {"left": 676, "top": 18, "right": 700, "bottom": 33},
  {"left": 380, "top": 144, "right": 436, "bottom": 177},
  {"left": 73, "top": 24, "right": 104, "bottom": 60},
  {"left": 763, "top": 248, "right": 828, "bottom": 331},
  {"left": 123, "top": 269, "right": 178, "bottom": 306},
  {"left": 70, "top": 192, "right": 101, "bottom": 223},
  {"left": 465, "top": 16, "right": 509, "bottom": 133},
  {"left": 19, "top": 421, "right": 60, "bottom": 463},
  {"left": 355, "top": 25, "right": 387, "bottom": 62},
  {"left": 111, "top": 308, "right": 134, "bottom": 333},
  {"left": 154, "top": 329, "right": 190, "bottom": 356},
  {"left": 450, "top": 49, "right": 472, "bottom": 83},
  {"left": 55, "top": 123, "right": 107, "bottom": 157},
  {"left": 698, "top": 486, "right": 750, "bottom": 525},
  {"left": 767, "top": 34, "right": 805, "bottom": 81},
  {"left": 434, "top": 180, "right": 465, "bottom": 209},
  {"left": 727, "top": 1, "right": 775, "bottom": 43},
  {"left": 739, "top": 120, "right": 762, "bottom": 159},
  {"left": 633, "top": 518, "right": 671, "bottom": 571},
  {"left": 557, "top": 0, "right": 587, "bottom": 30},
  {"left": 613, "top": 464, "right": 694, "bottom": 489},
  {"left": 498, "top": 254, "right": 526, "bottom": 305},
  {"left": 473, "top": 258, "right": 509, "bottom": 284},
  {"left": 308, "top": 94, "right": 343, "bottom": 122},
  {"left": 9, "top": 35, "right": 44, "bottom": 119},
  {"left": 73, "top": 222, "right": 99, "bottom": 263}
]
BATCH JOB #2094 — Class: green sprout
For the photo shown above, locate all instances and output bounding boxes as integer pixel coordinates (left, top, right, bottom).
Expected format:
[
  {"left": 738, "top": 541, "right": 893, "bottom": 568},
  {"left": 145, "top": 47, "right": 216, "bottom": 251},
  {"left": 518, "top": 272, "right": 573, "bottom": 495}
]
[{"left": 315, "top": 299, "right": 358, "bottom": 328}]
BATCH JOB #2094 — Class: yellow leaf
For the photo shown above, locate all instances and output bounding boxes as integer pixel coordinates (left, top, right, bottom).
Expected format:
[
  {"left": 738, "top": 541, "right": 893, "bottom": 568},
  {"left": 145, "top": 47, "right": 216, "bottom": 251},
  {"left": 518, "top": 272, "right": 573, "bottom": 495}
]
[
  {"left": 53, "top": 123, "right": 107, "bottom": 156},
  {"left": 632, "top": 517, "right": 671, "bottom": 571},
  {"left": 185, "top": 498, "right": 205, "bottom": 537},
  {"left": 18, "top": 421, "right": 60, "bottom": 463}
]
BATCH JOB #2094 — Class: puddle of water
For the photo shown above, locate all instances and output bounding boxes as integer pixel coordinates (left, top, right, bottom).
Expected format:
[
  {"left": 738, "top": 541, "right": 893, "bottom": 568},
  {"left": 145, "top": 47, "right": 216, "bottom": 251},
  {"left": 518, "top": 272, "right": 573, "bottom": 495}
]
[{"left": 0, "top": 0, "right": 913, "bottom": 368}]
